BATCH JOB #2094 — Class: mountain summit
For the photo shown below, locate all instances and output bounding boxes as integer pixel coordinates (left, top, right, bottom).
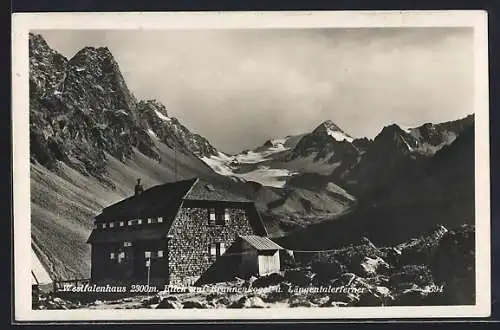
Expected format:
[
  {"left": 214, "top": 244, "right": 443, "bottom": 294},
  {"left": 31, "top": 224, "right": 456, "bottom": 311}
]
[
  {"left": 312, "top": 120, "right": 354, "bottom": 143},
  {"left": 290, "top": 120, "right": 359, "bottom": 166}
]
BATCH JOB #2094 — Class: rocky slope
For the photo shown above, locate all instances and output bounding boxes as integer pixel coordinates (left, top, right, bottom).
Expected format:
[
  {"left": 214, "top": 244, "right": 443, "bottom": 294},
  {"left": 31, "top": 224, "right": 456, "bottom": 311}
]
[
  {"left": 34, "top": 224, "right": 474, "bottom": 309},
  {"left": 331, "top": 115, "right": 474, "bottom": 200},
  {"left": 278, "top": 122, "right": 475, "bottom": 250},
  {"left": 137, "top": 99, "right": 218, "bottom": 158},
  {"left": 30, "top": 33, "right": 222, "bottom": 184}
]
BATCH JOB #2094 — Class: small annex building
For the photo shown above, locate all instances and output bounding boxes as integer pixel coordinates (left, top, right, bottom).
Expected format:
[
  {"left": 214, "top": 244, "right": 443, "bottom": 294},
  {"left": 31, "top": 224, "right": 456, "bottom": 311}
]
[
  {"left": 237, "top": 235, "right": 283, "bottom": 276},
  {"left": 196, "top": 234, "right": 285, "bottom": 285}
]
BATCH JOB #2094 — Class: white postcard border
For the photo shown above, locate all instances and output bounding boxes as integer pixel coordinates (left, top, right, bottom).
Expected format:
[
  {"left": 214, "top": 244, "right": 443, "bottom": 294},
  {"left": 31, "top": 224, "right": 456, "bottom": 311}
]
[{"left": 12, "top": 10, "right": 491, "bottom": 321}]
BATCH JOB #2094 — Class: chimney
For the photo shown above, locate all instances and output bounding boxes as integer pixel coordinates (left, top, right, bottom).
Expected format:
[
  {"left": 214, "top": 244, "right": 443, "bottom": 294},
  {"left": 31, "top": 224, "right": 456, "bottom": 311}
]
[{"left": 134, "top": 178, "right": 144, "bottom": 196}]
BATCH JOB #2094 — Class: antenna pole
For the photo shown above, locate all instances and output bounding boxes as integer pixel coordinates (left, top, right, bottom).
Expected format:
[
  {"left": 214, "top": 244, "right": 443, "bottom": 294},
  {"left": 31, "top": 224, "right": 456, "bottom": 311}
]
[{"left": 174, "top": 148, "right": 177, "bottom": 181}]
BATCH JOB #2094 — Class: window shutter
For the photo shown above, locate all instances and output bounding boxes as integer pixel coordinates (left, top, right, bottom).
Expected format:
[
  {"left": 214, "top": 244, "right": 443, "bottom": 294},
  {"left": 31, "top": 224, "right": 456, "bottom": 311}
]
[{"left": 210, "top": 244, "right": 216, "bottom": 257}]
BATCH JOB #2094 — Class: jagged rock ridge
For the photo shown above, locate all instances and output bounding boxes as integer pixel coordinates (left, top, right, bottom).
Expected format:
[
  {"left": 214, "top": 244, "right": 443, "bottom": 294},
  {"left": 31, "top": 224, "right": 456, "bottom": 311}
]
[{"left": 29, "top": 33, "right": 218, "bottom": 184}]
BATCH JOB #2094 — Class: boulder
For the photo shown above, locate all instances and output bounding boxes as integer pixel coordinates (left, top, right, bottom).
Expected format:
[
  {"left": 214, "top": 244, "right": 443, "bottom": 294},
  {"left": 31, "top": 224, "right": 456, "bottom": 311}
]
[
  {"left": 311, "top": 260, "right": 346, "bottom": 283},
  {"left": 141, "top": 295, "right": 160, "bottom": 306},
  {"left": 243, "top": 296, "right": 266, "bottom": 308},
  {"left": 360, "top": 256, "right": 390, "bottom": 276},
  {"left": 260, "top": 282, "right": 291, "bottom": 303},
  {"left": 356, "top": 286, "right": 394, "bottom": 307},
  {"left": 389, "top": 264, "right": 434, "bottom": 289},
  {"left": 245, "top": 276, "right": 258, "bottom": 288},
  {"left": 156, "top": 298, "right": 182, "bottom": 309},
  {"left": 338, "top": 273, "right": 357, "bottom": 286},
  {"left": 357, "top": 292, "right": 384, "bottom": 307},
  {"left": 288, "top": 295, "right": 316, "bottom": 307},
  {"left": 182, "top": 300, "right": 208, "bottom": 309},
  {"left": 284, "top": 269, "right": 315, "bottom": 286},
  {"left": 280, "top": 282, "right": 292, "bottom": 293},
  {"left": 327, "top": 291, "right": 358, "bottom": 305},
  {"left": 311, "top": 295, "right": 330, "bottom": 306},
  {"left": 251, "top": 273, "right": 285, "bottom": 288},
  {"left": 215, "top": 296, "right": 231, "bottom": 307},
  {"left": 391, "top": 288, "right": 430, "bottom": 306},
  {"left": 229, "top": 296, "right": 266, "bottom": 308},
  {"left": 205, "top": 292, "right": 218, "bottom": 301}
]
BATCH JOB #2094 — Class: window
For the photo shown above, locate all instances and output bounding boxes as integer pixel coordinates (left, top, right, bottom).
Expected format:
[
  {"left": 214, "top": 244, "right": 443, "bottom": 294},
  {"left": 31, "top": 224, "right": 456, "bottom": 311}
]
[
  {"left": 158, "top": 217, "right": 163, "bottom": 223},
  {"left": 209, "top": 208, "right": 228, "bottom": 226},
  {"left": 138, "top": 219, "right": 142, "bottom": 225},
  {"left": 148, "top": 218, "right": 152, "bottom": 224},
  {"left": 109, "top": 222, "right": 115, "bottom": 228},
  {"left": 119, "top": 221, "right": 124, "bottom": 227},
  {"left": 144, "top": 251, "right": 151, "bottom": 258},
  {"left": 109, "top": 252, "right": 115, "bottom": 259},
  {"left": 208, "top": 209, "right": 216, "bottom": 226},
  {"left": 127, "top": 220, "right": 133, "bottom": 226},
  {"left": 118, "top": 251, "right": 126, "bottom": 263},
  {"left": 124, "top": 241, "right": 132, "bottom": 247},
  {"left": 209, "top": 243, "right": 217, "bottom": 258},
  {"left": 93, "top": 223, "right": 98, "bottom": 229},
  {"left": 209, "top": 242, "right": 225, "bottom": 258},
  {"left": 102, "top": 223, "right": 107, "bottom": 229},
  {"left": 157, "top": 250, "right": 164, "bottom": 258}
]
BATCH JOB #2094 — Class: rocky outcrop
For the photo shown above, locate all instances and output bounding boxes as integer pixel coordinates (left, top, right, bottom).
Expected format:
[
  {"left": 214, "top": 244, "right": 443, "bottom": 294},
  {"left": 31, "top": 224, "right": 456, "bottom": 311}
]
[
  {"left": 137, "top": 100, "right": 218, "bottom": 158},
  {"left": 332, "top": 115, "right": 474, "bottom": 199},
  {"left": 29, "top": 33, "right": 218, "bottom": 183},
  {"left": 290, "top": 120, "right": 360, "bottom": 166}
]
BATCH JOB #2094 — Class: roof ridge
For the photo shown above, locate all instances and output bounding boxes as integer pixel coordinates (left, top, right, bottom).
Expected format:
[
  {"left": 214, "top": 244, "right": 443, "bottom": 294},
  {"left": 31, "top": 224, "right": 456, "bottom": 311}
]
[{"left": 181, "top": 177, "right": 200, "bottom": 200}]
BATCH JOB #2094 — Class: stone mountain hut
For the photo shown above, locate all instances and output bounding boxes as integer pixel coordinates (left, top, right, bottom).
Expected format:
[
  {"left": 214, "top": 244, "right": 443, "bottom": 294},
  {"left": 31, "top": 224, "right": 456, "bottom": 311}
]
[{"left": 87, "top": 177, "right": 280, "bottom": 286}]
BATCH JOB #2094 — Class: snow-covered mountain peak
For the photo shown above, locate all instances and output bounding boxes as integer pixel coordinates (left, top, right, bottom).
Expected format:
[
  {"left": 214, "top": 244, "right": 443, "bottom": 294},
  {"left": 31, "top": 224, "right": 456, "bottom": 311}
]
[{"left": 312, "top": 120, "right": 354, "bottom": 143}]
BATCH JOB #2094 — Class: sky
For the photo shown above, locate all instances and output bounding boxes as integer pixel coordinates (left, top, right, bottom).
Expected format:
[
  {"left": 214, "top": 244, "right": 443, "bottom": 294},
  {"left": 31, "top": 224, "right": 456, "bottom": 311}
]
[{"left": 36, "top": 28, "right": 474, "bottom": 154}]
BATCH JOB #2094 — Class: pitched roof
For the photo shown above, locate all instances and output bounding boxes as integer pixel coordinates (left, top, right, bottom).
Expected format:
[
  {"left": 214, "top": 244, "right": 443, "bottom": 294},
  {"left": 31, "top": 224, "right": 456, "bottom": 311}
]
[
  {"left": 240, "top": 235, "right": 283, "bottom": 251},
  {"left": 96, "top": 177, "right": 251, "bottom": 222},
  {"left": 97, "top": 178, "right": 195, "bottom": 221},
  {"left": 185, "top": 179, "right": 252, "bottom": 202}
]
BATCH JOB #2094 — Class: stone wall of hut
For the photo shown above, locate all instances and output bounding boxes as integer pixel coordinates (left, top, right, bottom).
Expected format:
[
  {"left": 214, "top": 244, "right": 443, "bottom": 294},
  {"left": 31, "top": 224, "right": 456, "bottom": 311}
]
[{"left": 167, "top": 206, "right": 255, "bottom": 285}]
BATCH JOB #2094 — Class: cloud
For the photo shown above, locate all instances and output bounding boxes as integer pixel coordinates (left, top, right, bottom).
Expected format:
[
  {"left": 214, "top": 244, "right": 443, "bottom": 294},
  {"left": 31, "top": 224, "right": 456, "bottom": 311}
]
[{"left": 37, "top": 28, "right": 473, "bottom": 153}]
